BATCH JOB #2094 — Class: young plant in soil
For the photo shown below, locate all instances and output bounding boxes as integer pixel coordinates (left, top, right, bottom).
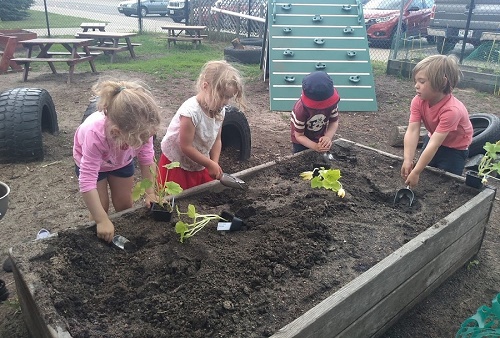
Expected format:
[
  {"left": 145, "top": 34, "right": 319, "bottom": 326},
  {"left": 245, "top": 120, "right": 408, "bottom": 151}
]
[
  {"left": 175, "top": 204, "right": 225, "bottom": 243},
  {"left": 300, "top": 167, "right": 346, "bottom": 198},
  {"left": 478, "top": 141, "right": 500, "bottom": 184},
  {"left": 132, "top": 161, "right": 183, "bottom": 212}
]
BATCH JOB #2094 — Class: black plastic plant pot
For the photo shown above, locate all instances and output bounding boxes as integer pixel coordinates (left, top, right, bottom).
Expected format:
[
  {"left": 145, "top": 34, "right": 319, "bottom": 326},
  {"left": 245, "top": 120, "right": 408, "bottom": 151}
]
[
  {"left": 465, "top": 170, "right": 484, "bottom": 189},
  {"left": 0, "top": 279, "right": 9, "bottom": 302},
  {"left": 150, "top": 201, "right": 174, "bottom": 222},
  {"left": 219, "top": 211, "right": 244, "bottom": 231}
]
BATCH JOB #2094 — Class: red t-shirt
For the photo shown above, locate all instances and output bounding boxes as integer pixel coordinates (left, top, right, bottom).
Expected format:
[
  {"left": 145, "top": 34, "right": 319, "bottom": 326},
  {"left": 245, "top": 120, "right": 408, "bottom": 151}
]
[
  {"left": 409, "top": 94, "right": 472, "bottom": 150},
  {"left": 290, "top": 99, "right": 339, "bottom": 144}
]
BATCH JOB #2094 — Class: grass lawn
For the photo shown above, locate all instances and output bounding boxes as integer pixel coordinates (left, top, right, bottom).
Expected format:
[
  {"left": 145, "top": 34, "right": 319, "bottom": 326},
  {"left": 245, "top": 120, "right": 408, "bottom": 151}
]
[{"left": 0, "top": 10, "right": 103, "bottom": 30}]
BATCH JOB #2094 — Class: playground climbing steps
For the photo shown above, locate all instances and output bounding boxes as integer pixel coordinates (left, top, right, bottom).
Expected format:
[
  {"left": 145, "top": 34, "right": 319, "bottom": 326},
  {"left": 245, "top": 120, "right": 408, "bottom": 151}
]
[{"left": 267, "top": 0, "right": 378, "bottom": 112}]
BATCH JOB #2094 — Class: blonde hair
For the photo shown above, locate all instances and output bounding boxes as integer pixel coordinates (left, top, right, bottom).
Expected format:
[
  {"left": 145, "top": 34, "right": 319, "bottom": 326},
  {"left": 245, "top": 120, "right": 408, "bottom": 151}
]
[
  {"left": 412, "top": 55, "right": 462, "bottom": 94},
  {"left": 196, "top": 60, "right": 246, "bottom": 118},
  {"left": 92, "top": 80, "right": 161, "bottom": 149}
]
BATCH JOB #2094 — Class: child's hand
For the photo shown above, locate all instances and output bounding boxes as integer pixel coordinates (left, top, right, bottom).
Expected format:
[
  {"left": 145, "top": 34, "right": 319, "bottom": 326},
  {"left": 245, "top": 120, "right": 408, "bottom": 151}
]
[
  {"left": 318, "top": 136, "right": 333, "bottom": 150},
  {"left": 207, "top": 160, "right": 223, "bottom": 180},
  {"left": 400, "top": 160, "right": 414, "bottom": 180},
  {"left": 96, "top": 218, "right": 115, "bottom": 243}
]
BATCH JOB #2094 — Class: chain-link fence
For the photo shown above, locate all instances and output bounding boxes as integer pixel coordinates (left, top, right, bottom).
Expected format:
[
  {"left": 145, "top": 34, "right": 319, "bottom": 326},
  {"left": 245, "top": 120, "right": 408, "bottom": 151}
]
[{"left": 21, "top": 0, "right": 500, "bottom": 76}]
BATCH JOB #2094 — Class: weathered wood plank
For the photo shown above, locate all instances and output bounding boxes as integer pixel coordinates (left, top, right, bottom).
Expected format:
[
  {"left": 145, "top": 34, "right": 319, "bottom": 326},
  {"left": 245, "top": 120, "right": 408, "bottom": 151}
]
[{"left": 389, "top": 125, "right": 428, "bottom": 147}]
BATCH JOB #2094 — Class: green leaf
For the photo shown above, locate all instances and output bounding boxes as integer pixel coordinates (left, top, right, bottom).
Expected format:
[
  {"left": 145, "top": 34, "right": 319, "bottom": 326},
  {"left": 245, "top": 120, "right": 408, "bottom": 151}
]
[
  {"left": 164, "top": 181, "right": 183, "bottom": 195},
  {"left": 311, "top": 176, "right": 324, "bottom": 188},
  {"left": 187, "top": 204, "right": 197, "bottom": 218},
  {"left": 165, "top": 161, "right": 181, "bottom": 170}
]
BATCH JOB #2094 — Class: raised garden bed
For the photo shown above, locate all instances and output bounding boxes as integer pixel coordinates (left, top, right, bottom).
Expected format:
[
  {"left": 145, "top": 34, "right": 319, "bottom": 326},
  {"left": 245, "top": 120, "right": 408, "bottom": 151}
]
[{"left": 9, "top": 139, "right": 496, "bottom": 338}]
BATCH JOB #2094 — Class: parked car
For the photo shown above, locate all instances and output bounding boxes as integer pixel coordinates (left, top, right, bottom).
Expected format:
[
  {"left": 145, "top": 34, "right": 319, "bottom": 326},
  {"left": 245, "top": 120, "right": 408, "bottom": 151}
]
[
  {"left": 118, "top": 0, "right": 169, "bottom": 17},
  {"left": 427, "top": 0, "right": 500, "bottom": 54},
  {"left": 364, "top": 0, "right": 434, "bottom": 48}
]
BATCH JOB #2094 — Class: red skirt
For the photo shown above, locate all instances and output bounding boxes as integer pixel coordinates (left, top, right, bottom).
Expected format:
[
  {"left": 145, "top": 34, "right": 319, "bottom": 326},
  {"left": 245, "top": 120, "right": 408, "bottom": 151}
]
[{"left": 157, "top": 154, "right": 214, "bottom": 190}]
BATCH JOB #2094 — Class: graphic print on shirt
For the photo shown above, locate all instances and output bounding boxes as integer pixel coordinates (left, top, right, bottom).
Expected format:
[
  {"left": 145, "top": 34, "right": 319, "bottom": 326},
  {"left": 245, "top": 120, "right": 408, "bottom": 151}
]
[{"left": 307, "top": 114, "right": 327, "bottom": 132}]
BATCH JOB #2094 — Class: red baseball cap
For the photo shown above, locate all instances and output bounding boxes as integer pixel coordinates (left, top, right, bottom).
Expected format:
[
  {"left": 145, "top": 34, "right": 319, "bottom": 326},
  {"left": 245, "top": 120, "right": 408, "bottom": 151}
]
[{"left": 301, "top": 71, "right": 340, "bottom": 109}]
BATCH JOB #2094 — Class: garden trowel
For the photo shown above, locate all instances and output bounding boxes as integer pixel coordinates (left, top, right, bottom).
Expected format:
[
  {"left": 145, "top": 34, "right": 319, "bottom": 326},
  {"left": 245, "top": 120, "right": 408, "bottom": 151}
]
[
  {"left": 112, "top": 235, "right": 137, "bottom": 252},
  {"left": 220, "top": 173, "right": 246, "bottom": 190},
  {"left": 393, "top": 186, "right": 415, "bottom": 207}
]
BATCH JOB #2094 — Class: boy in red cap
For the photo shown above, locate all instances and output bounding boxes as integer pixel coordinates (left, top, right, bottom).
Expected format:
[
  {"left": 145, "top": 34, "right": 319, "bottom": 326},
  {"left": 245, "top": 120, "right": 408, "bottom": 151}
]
[{"left": 290, "top": 71, "right": 340, "bottom": 153}]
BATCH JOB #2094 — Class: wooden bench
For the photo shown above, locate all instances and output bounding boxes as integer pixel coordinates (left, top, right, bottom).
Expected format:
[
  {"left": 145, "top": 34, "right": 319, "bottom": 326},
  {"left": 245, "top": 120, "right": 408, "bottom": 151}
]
[
  {"left": 167, "top": 36, "right": 203, "bottom": 48},
  {"left": 80, "top": 23, "right": 107, "bottom": 32},
  {"left": 0, "top": 35, "right": 23, "bottom": 74},
  {"left": 102, "top": 41, "right": 142, "bottom": 47},
  {"left": 11, "top": 55, "right": 96, "bottom": 83},
  {"left": 46, "top": 51, "right": 102, "bottom": 57},
  {"left": 88, "top": 46, "right": 129, "bottom": 52}
]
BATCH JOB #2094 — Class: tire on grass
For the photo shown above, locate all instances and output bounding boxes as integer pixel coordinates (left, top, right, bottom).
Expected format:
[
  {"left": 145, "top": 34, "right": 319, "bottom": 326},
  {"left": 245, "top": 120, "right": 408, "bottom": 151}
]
[
  {"left": 468, "top": 113, "right": 500, "bottom": 157},
  {"left": 224, "top": 46, "right": 262, "bottom": 64},
  {"left": 0, "top": 88, "right": 58, "bottom": 163},
  {"left": 221, "top": 106, "right": 251, "bottom": 161}
]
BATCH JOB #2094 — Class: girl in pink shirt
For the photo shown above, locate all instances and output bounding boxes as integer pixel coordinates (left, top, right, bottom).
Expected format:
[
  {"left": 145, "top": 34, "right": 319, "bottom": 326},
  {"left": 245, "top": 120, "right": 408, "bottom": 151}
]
[
  {"left": 401, "top": 55, "right": 473, "bottom": 188},
  {"left": 73, "top": 80, "right": 161, "bottom": 243}
]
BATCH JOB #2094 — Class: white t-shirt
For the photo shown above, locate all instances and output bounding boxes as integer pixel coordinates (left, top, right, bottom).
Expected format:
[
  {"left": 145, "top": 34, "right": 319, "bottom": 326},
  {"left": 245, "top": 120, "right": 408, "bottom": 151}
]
[{"left": 161, "top": 96, "right": 225, "bottom": 171}]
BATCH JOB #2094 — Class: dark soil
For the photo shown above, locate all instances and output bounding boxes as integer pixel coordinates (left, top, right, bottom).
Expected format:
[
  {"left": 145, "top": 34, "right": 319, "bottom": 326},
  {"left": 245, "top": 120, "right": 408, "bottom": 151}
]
[{"left": 11, "top": 143, "right": 478, "bottom": 337}]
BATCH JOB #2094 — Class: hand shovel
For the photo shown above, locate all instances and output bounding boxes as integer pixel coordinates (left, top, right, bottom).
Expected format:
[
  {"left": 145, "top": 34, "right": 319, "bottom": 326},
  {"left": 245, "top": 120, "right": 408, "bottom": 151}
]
[
  {"left": 111, "top": 235, "right": 137, "bottom": 252},
  {"left": 220, "top": 173, "right": 246, "bottom": 190},
  {"left": 393, "top": 186, "right": 415, "bottom": 207}
]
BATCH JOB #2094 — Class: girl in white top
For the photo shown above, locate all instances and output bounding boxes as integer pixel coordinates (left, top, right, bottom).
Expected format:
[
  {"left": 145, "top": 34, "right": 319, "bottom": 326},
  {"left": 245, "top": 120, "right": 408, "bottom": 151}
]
[{"left": 159, "top": 60, "right": 245, "bottom": 190}]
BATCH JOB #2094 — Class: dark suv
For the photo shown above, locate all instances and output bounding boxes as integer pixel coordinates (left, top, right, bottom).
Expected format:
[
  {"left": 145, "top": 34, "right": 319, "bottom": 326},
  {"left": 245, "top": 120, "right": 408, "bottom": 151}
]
[{"left": 427, "top": 0, "right": 500, "bottom": 54}]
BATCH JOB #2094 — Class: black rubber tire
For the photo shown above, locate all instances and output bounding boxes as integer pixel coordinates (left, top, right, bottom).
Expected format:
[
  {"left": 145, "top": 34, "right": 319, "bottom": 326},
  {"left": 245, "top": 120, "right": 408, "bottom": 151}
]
[
  {"left": 239, "top": 37, "right": 264, "bottom": 47},
  {"left": 468, "top": 113, "right": 500, "bottom": 157},
  {"left": 82, "top": 97, "right": 99, "bottom": 123},
  {"left": 224, "top": 46, "right": 262, "bottom": 64},
  {"left": 172, "top": 17, "right": 184, "bottom": 23},
  {"left": 0, "top": 88, "right": 58, "bottom": 163},
  {"left": 221, "top": 106, "right": 251, "bottom": 161}
]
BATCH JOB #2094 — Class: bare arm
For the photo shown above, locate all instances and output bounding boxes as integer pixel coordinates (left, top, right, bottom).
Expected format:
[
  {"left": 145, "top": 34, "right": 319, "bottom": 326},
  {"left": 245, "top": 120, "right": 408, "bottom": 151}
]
[
  {"left": 82, "top": 189, "right": 114, "bottom": 243},
  {"left": 401, "top": 122, "right": 421, "bottom": 179},
  {"left": 139, "top": 163, "right": 155, "bottom": 207},
  {"left": 405, "top": 131, "right": 448, "bottom": 187}
]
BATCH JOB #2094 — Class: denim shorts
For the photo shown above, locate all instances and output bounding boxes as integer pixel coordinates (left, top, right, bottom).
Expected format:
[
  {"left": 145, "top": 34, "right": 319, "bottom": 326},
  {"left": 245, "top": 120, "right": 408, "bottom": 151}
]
[{"left": 75, "top": 161, "right": 135, "bottom": 181}]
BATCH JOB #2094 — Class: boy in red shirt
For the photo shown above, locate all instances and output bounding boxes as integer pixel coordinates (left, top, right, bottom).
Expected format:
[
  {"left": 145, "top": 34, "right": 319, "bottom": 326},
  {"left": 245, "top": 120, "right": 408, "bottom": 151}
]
[{"left": 402, "top": 55, "right": 473, "bottom": 188}]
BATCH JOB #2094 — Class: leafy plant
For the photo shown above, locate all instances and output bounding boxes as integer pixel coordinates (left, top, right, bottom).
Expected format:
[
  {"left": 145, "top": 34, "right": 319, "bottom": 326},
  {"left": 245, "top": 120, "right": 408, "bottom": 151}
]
[
  {"left": 175, "top": 204, "right": 225, "bottom": 243},
  {"left": 300, "top": 167, "right": 346, "bottom": 198},
  {"left": 478, "top": 141, "right": 500, "bottom": 184},
  {"left": 132, "top": 161, "right": 183, "bottom": 212}
]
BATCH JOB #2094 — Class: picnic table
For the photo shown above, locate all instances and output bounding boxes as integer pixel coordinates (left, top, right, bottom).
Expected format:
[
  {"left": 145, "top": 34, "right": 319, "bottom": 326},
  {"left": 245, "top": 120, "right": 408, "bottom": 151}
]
[
  {"left": 11, "top": 38, "right": 99, "bottom": 84},
  {"left": 161, "top": 25, "right": 207, "bottom": 48},
  {"left": 76, "top": 31, "right": 140, "bottom": 63},
  {"left": 80, "top": 22, "right": 107, "bottom": 32}
]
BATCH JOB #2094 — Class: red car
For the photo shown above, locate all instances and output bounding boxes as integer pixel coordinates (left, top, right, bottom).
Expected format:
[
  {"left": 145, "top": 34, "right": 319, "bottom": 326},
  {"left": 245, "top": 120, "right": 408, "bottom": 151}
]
[{"left": 364, "top": 0, "right": 434, "bottom": 48}]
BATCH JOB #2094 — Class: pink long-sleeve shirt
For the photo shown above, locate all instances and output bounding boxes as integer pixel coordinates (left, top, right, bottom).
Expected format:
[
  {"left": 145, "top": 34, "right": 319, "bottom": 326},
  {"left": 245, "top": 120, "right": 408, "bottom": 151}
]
[{"left": 73, "top": 111, "right": 154, "bottom": 193}]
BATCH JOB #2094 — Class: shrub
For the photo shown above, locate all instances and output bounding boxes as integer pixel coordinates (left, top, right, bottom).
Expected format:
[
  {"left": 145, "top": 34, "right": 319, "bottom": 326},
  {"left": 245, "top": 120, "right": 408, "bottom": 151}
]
[{"left": 0, "top": 0, "right": 35, "bottom": 21}]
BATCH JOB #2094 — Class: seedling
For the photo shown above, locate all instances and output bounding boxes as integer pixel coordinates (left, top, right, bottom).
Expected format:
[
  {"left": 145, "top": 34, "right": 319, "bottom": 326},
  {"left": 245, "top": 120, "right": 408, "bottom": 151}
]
[
  {"left": 132, "top": 161, "right": 183, "bottom": 212},
  {"left": 478, "top": 141, "right": 500, "bottom": 184},
  {"left": 300, "top": 167, "right": 346, "bottom": 198},
  {"left": 175, "top": 204, "right": 225, "bottom": 243}
]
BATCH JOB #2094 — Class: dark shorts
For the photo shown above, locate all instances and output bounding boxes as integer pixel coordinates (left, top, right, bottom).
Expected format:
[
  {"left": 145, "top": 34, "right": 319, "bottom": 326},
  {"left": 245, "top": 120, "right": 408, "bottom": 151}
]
[
  {"left": 422, "top": 135, "right": 469, "bottom": 175},
  {"left": 75, "top": 161, "right": 135, "bottom": 181},
  {"left": 292, "top": 142, "right": 309, "bottom": 154}
]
